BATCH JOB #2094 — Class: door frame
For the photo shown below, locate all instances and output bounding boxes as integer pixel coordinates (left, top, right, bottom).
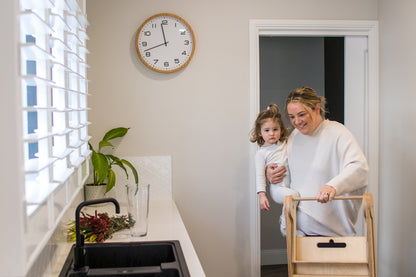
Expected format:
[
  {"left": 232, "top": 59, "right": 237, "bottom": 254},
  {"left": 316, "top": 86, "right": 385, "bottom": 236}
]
[{"left": 248, "top": 20, "right": 379, "bottom": 276}]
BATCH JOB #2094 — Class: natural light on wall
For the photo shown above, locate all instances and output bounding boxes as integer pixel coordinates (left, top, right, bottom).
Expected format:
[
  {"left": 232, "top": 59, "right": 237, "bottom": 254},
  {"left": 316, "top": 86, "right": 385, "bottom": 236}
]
[{"left": 19, "top": 0, "right": 90, "bottom": 264}]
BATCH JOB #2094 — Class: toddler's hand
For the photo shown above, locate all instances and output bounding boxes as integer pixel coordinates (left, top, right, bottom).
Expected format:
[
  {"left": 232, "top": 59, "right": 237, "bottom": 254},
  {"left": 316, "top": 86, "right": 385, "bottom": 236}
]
[{"left": 258, "top": 192, "right": 270, "bottom": 211}]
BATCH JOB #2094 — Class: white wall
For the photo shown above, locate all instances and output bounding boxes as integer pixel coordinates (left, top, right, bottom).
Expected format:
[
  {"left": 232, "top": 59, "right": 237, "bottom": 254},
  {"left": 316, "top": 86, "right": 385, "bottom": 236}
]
[
  {"left": 0, "top": 0, "right": 27, "bottom": 275},
  {"left": 378, "top": 0, "right": 416, "bottom": 276},
  {"left": 85, "top": 1, "right": 380, "bottom": 276}
]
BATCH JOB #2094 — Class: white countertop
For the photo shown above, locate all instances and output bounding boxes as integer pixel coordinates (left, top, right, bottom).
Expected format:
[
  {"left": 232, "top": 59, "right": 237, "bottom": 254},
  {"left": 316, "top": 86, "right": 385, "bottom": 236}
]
[{"left": 43, "top": 198, "right": 205, "bottom": 277}]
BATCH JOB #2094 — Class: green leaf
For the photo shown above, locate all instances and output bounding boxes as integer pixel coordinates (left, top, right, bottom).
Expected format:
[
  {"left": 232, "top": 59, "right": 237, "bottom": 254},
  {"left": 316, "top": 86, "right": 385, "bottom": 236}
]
[
  {"left": 88, "top": 142, "right": 96, "bottom": 153},
  {"left": 98, "top": 140, "right": 113, "bottom": 152},
  {"left": 121, "top": 159, "right": 139, "bottom": 185},
  {"left": 106, "top": 169, "right": 116, "bottom": 193},
  {"left": 91, "top": 152, "right": 109, "bottom": 184},
  {"left": 108, "top": 155, "right": 129, "bottom": 177},
  {"left": 102, "top": 127, "right": 129, "bottom": 142},
  {"left": 107, "top": 154, "right": 121, "bottom": 163}
]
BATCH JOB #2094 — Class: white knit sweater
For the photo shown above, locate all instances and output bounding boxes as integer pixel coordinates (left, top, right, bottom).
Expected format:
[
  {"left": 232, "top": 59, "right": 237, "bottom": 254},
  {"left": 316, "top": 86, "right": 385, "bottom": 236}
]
[{"left": 287, "top": 120, "right": 369, "bottom": 236}]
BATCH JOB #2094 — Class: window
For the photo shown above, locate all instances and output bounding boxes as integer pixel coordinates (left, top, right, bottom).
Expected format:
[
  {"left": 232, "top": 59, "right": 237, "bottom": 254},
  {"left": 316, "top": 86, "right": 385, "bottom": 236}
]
[{"left": 19, "top": 0, "right": 90, "bottom": 264}]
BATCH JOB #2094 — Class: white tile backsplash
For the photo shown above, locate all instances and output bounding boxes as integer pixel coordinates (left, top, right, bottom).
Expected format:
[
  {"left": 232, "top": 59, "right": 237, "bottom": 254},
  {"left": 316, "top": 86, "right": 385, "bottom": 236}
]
[{"left": 109, "top": 156, "right": 173, "bottom": 204}]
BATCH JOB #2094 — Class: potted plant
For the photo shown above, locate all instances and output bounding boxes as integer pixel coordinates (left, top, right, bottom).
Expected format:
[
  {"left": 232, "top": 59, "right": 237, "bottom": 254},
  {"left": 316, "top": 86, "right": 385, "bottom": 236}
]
[{"left": 85, "top": 127, "right": 139, "bottom": 199}]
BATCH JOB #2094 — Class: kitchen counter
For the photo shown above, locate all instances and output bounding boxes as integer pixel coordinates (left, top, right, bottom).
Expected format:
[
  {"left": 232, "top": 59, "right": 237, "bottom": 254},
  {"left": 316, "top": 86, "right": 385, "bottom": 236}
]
[
  {"left": 42, "top": 197, "right": 205, "bottom": 277},
  {"left": 41, "top": 157, "right": 205, "bottom": 276}
]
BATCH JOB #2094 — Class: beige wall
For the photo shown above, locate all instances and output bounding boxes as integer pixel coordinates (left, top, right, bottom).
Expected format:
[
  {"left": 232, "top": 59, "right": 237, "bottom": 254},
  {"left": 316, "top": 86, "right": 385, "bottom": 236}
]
[
  {"left": 378, "top": 0, "right": 416, "bottom": 276},
  {"left": 85, "top": 1, "right": 416, "bottom": 276},
  {"left": 0, "top": 0, "right": 26, "bottom": 274}
]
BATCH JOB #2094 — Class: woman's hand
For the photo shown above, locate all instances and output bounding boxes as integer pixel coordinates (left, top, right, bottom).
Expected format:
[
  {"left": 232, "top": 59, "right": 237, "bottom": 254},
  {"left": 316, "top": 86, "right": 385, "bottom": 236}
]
[
  {"left": 316, "top": 185, "right": 336, "bottom": 203},
  {"left": 265, "top": 163, "right": 287, "bottom": 184},
  {"left": 258, "top": 192, "right": 270, "bottom": 211}
]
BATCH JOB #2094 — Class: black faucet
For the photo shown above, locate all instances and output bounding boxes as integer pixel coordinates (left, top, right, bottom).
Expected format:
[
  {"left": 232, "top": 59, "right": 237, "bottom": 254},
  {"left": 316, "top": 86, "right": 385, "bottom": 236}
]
[{"left": 73, "top": 198, "right": 120, "bottom": 270}]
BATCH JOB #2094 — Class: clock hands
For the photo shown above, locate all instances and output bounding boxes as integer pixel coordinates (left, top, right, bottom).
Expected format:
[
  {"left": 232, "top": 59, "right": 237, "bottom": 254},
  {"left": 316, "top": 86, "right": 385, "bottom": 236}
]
[
  {"left": 161, "top": 23, "right": 168, "bottom": 46},
  {"left": 144, "top": 41, "right": 169, "bottom": 52},
  {"left": 144, "top": 24, "right": 169, "bottom": 52}
]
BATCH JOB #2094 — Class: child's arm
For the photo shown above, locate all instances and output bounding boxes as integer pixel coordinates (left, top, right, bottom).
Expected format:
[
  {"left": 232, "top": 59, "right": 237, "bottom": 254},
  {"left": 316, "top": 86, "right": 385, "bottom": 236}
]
[
  {"left": 255, "top": 151, "right": 271, "bottom": 211},
  {"left": 258, "top": 191, "right": 270, "bottom": 211},
  {"left": 255, "top": 151, "right": 268, "bottom": 193}
]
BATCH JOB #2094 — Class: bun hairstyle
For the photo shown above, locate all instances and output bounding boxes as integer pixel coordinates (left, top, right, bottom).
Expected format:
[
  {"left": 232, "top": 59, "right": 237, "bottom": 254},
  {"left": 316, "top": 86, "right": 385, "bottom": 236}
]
[
  {"left": 285, "top": 86, "right": 327, "bottom": 118},
  {"left": 250, "top": 104, "right": 288, "bottom": 146}
]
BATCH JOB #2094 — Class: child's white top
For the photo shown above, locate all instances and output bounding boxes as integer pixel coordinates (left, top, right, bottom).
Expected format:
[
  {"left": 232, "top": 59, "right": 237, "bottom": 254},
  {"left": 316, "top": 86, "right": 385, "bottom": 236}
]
[{"left": 255, "top": 141, "right": 290, "bottom": 193}]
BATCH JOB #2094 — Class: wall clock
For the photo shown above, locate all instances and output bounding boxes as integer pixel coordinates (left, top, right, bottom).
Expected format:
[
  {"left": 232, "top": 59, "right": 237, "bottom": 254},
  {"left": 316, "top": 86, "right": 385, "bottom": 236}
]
[{"left": 135, "top": 13, "right": 195, "bottom": 73}]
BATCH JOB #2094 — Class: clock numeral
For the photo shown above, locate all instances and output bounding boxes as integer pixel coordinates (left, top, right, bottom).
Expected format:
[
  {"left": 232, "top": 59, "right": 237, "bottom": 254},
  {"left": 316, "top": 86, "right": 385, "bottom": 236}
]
[
  {"left": 141, "top": 41, "right": 147, "bottom": 47},
  {"left": 151, "top": 23, "right": 157, "bottom": 28},
  {"left": 184, "top": 40, "right": 190, "bottom": 45},
  {"left": 164, "top": 62, "right": 169, "bottom": 67},
  {"left": 144, "top": 31, "right": 151, "bottom": 36},
  {"left": 153, "top": 59, "right": 159, "bottom": 64},
  {"left": 180, "top": 30, "right": 186, "bottom": 35},
  {"left": 162, "top": 20, "right": 168, "bottom": 25},
  {"left": 182, "top": 51, "right": 187, "bottom": 56},
  {"left": 145, "top": 52, "right": 151, "bottom": 57},
  {"left": 174, "top": 59, "right": 179, "bottom": 64}
]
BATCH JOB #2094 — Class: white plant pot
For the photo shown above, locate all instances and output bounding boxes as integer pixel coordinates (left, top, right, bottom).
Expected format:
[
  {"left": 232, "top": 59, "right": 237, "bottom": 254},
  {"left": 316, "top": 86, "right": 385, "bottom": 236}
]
[{"left": 84, "top": 184, "right": 107, "bottom": 201}]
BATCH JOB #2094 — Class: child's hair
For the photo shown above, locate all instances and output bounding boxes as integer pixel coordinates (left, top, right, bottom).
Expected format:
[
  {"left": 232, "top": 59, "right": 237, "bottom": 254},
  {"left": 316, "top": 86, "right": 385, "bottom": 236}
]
[{"left": 250, "top": 104, "right": 288, "bottom": 146}]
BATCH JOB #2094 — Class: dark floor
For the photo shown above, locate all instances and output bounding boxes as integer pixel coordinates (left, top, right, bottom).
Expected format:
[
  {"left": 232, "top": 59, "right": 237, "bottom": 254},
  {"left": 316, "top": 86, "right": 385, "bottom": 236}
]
[{"left": 261, "top": 264, "right": 288, "bottom": 277}]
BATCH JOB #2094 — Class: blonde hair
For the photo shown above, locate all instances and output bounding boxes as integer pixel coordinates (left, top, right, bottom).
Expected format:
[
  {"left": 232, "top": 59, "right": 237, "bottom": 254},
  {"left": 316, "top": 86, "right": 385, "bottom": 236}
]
[
  {"left": 285, "top": 86, "right": 327, "bottom": 118},
  {"left": 250, "top": 104, "right": 288, "bottom": 146}
]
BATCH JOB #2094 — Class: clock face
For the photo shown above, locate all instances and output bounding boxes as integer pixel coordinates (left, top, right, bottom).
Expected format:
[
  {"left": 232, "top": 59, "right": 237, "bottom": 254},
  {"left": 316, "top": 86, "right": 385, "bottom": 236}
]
[{"left": 136, "top": 13, "right": 195, "bottom": 73}]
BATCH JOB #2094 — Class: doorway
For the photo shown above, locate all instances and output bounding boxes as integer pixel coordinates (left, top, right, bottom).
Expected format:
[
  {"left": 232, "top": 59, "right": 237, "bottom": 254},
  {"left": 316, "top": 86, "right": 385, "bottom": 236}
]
[
  {"left": 248, "top": 20, "right": 379, "bottom": 277},
  {"left": 259, "top": 36, "right": 346, "bottom": 266}
]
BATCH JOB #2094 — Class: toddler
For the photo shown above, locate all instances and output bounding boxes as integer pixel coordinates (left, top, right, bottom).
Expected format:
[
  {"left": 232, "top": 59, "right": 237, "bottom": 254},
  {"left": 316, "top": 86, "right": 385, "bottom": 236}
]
[{"left": 250, "top": 104, "right": 299, "bottom": 235}]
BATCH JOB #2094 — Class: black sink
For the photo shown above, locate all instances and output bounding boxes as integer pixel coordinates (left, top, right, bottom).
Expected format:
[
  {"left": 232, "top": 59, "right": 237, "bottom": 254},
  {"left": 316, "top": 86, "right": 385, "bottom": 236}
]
[{"left": 59, "top": 240, "right": 190, "bottom": 277}]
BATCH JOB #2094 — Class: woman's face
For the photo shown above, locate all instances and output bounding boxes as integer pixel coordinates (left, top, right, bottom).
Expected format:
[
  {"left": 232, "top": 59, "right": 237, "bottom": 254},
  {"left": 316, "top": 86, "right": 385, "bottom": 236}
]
[{"left": 287, "top": 102, "right": 323, "bottom": 135}]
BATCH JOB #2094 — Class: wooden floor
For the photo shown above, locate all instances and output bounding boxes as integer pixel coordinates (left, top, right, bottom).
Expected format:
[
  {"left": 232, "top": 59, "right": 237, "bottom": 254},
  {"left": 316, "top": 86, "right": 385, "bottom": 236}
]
[{"left": 261, "top": 264, "right": 288, "bottom": 277}]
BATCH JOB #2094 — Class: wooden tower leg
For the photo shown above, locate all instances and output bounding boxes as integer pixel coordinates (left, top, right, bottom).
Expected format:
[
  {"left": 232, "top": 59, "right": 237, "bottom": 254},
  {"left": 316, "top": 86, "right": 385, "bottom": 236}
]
[
  {"left": 363, "top": 193, "right": 377, "bottom": 277},
  {"left": 284, "top": 195, "right": 296, "bottom": 277}
]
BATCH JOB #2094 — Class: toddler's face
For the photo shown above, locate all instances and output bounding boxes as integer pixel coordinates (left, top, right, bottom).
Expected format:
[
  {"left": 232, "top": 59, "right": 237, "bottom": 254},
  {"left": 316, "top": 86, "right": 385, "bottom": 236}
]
[{"left": 260, "top": 119, "right": 281, "bottom": 146}]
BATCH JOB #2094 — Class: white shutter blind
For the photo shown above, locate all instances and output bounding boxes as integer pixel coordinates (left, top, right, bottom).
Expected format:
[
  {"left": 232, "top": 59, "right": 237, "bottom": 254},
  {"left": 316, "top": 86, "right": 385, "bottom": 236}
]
[{"left": 19, "top": 0, "right": 90, "bottom": 262}]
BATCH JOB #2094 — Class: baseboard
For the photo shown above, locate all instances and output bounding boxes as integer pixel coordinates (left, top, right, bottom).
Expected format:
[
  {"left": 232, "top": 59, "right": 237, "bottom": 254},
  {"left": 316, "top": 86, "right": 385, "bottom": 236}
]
[{"left": 261, "top": 248, "right": 287, "bottom": 265}]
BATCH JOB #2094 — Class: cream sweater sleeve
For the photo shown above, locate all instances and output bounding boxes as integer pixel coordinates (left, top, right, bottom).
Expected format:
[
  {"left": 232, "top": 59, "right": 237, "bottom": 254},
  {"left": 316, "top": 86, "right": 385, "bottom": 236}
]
[
  {"left": 325, "top": 123, "right": 369, "bottom": 195},
  {"left": 254, "top": 150, "right": 267, "bottom": 193}
]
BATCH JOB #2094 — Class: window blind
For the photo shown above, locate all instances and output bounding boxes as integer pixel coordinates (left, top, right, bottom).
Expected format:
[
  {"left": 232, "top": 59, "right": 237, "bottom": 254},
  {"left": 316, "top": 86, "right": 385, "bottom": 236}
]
[{"left": 19, "top": 0, "right": 90, "bottom": 262}]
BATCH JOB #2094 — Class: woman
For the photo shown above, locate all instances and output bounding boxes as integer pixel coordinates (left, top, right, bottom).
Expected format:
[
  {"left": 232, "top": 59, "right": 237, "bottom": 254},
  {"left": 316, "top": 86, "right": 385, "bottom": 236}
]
[{"left": 266, "top": 86, "right": 369, "bottom": 236}]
